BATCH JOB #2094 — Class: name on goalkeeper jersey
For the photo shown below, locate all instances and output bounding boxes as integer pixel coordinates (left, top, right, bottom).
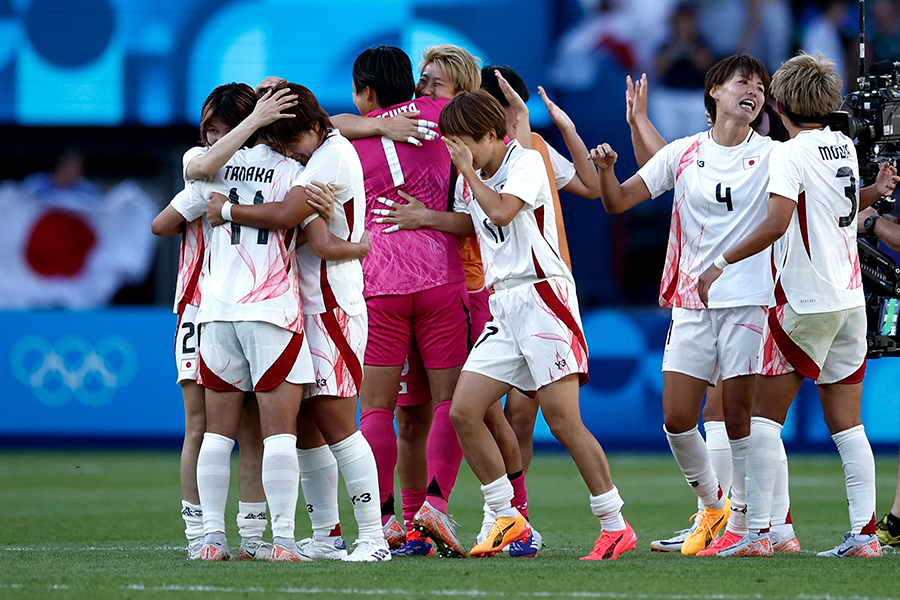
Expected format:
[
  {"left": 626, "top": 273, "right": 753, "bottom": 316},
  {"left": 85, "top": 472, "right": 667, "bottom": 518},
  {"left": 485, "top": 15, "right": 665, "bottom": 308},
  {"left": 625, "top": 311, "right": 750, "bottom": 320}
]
[
  {"left": 223, "top": 165, "right": 275, "bottom": 183},
  {"left": 818, "top": 144, "right": 851, "bottom": 162},
  {"left": 379, "top": 102, "right": 419, "bottom": 119}
]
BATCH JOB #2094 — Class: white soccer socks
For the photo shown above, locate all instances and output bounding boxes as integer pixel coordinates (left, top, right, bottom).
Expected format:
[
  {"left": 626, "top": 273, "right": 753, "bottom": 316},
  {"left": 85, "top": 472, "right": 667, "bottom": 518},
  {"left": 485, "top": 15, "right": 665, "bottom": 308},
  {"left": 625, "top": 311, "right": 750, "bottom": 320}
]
[
  {"left": 196, "top": 432, "right": 234, "bottom": 538},
  {"left": 236, "top": 501, "right": 268, "bottom": 540},
  {"left": 726, "top": 435, "right": 750, "bottom": 535},
  {"left": 833, "top": 424, "right": 877, "bottom": 535},
  {"left": 665, "top": 425, "right": 725, "bottom": 509},
  {"left": 181, "top": 500, "right": 204, "bottom": 541},
  {"left": 262, "top": 433, "right": 300, "bottom": 542},
  {"left": 481, "top": 475, "right": 518, "bottom": 518},
  {"left": 297, "top": 444, "right": 341, "bottom": 538},
  {"left": 330, "top": 431, "right": 382, "bottom": 541},
  {"left": 590, "top": 486, "right": 626, "bottom": 531},
  {"left": 746, "top": 417, "right": 782, "bottom": 531},
  {"left": 704, "top": 421, "right": 732, "bottom": 506}
]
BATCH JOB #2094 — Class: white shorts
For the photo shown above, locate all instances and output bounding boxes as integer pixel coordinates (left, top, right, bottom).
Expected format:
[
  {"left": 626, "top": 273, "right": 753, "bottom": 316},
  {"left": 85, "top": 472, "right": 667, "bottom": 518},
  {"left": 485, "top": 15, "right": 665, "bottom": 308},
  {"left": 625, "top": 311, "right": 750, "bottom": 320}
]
[
  {"left": 303, "top": 307, "right": 367, "bottom": 399},
  {"left": 463, "top": 278, "right": 588, "bottom": 392},
  {"left": 759, "top": 303, "right": 866, "bottom": 385},
  {"left": 662, "top": 305, "right": 767, "bottom": 384},
  {"left": 175, "top": 304, "right": 200, "bottom": 384},
  {"left": 198, "top": 320, "right": 315, "bottom": 392}
]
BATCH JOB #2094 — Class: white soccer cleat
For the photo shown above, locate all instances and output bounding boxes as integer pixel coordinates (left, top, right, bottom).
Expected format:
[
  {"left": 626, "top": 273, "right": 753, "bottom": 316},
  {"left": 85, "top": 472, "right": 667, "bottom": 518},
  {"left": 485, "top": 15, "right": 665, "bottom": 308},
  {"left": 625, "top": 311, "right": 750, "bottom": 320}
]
[
  {"left": 476, "top": 504, "right": 496, "bottom": 546},
  {"left": 237, "top": 536, "right": 272, "bottom": 560},
  {"left": 817, "top": 533, "right": 882, "bottom": 558},
  {"left": 342, "top": 538, "right": 392, "bottom": 562},
  {"left": 187, "top": 536, "right": 204, "bottom": 560},
  {"left": 649, "top": 521, "right": 697, "bottom": 553},
  {"left": 295, "top": 536, "right": 348, "bottom": 560}
]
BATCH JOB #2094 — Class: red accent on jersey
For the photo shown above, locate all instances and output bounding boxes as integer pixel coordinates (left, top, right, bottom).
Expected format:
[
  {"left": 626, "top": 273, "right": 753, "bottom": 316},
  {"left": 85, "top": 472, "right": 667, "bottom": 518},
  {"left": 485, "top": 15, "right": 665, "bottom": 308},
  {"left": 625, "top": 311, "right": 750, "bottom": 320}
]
[
  {"left": 774, "top": 278, "right": 788, "bottom": 306},
  {"left": 676, "top": 141, "right": 700, "bottom": 179},
  {"left": 797, "top": 191, "right": 811, "bottom": 257},
  {"left": 344, "top": 198, "right": 355, "bottom": 240},
  {"left": 320, "top": 261, "right": 338, "bottom": 311},
  {"left": 532, "top": 250, "right": 546, "bottom": 279},
  {"left": 321, "top": 309, "right": 363, "bottom": 394},
  {"left": 767, "top": 306, "right": 820, "bottom": 380},
  {"left": 254, "top": 331, "right": 305, "bottom": 392},
  {"left": 178, "top": 225, "right": 205, "bottom": 315},
  {"left": 199, "top": 356, "right": 242, "bottom": 392},
  {"left": 534, "top": 205, "right": 545, "bottom": 235}
]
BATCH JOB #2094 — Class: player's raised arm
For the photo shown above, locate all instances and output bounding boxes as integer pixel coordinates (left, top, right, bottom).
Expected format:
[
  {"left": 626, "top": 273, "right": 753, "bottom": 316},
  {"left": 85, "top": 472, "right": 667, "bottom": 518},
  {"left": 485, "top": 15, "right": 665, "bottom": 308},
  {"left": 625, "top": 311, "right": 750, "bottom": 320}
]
[
  {"left": 590, "top": 143, "right": 652, "bottom": 214},
  {"left": 537, "top": 85, "right": 601, "bottom": 199},
  {"left": 626, "top": 74, "right": 666, "bottom": 167},
  {"left": 446, "top": 135, "right": 524, "bottom": 227}
]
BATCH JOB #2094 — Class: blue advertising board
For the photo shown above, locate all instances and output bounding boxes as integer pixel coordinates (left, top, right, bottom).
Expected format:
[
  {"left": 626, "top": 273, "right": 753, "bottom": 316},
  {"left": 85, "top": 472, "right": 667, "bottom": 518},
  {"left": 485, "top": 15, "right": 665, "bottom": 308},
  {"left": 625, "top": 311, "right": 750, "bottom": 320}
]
[{"left": 2, "top": 307, "right": 898, "bottom": 450}]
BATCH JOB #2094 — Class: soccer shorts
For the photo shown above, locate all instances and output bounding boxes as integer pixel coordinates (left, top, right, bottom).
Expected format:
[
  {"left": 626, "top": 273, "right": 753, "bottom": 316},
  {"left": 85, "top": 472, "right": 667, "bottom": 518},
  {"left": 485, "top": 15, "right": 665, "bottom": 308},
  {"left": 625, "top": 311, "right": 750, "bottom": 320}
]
[
  {"left": 175, "top": 303, "right": 200, "bottom": 384},
  {"left": 759, "top": 303, "right": 866, "bottom": 384},
  {"left": 463, "top": 277, "right": 588, "bottom": 391},
  {"left": 662, "top": 305, "right": 767, "bottom": 384},
  {"left": 303, "top": 307, "right": 366, "bottom": 399},
  {"left": 198, "top": 320, "right": 315, "bottom": 392},
  {"left": 365, "top": 281, "right": 469, "bottom": 370},
  {"left": 468, "top": 287, "right": 492, "bottom": 345}
]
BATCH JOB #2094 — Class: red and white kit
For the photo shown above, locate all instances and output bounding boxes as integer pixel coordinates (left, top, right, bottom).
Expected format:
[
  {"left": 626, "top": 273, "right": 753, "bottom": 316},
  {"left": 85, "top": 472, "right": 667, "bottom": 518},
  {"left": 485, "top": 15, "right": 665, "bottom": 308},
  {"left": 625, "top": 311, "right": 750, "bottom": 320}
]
[
  {"left": 293, "top": 130, "right": 367, "bottom": 398},
  {"left": 455, "top": 141, "right": 587, "bottom": 390},
  {"left": 760, "top": 127, "right": 866, "bottom": 383},
  {"left": 192, "top": 143, "right": 313, "bottom": 391},
  {"left": 638, "top": 129, "right": 778, "bottom": 380}
]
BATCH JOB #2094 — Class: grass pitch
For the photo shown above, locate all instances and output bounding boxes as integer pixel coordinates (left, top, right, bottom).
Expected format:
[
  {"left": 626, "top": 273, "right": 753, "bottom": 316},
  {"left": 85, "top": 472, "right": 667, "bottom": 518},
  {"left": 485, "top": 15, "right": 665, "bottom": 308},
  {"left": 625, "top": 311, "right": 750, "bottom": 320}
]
[{"left": 1, "top": 450, "right": 898, "bottom": 600}]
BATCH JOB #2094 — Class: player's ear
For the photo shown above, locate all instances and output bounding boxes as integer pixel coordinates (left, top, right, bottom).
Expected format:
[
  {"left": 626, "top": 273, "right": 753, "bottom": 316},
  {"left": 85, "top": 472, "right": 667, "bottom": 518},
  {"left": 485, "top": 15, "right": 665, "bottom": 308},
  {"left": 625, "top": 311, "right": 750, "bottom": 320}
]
[{"left": 366, "top": 86, "right": 376, "bottom": 103}]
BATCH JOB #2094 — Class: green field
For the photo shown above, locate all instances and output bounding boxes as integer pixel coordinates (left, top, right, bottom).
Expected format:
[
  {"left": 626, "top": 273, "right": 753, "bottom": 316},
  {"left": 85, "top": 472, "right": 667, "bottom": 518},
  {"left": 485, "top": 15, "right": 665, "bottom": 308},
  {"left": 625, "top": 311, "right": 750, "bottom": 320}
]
[{"left": 1, "top": 450, "right": 898, "bottom": 600}]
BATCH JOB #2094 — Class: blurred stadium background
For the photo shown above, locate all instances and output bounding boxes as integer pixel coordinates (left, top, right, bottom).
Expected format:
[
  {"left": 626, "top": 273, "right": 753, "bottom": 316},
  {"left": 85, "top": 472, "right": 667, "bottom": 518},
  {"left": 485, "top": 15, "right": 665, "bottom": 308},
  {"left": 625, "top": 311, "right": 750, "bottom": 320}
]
[{"left": 1, "top": 0, "right": 898, "bottom": 452}]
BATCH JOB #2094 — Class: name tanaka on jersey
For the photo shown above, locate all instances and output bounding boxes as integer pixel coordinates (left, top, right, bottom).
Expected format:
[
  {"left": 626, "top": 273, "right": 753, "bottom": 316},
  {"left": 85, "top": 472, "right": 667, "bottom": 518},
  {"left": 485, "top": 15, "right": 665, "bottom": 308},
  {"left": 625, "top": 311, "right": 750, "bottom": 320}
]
[{"left": 223, "top": 165, "right": 275, "bottom": 183}]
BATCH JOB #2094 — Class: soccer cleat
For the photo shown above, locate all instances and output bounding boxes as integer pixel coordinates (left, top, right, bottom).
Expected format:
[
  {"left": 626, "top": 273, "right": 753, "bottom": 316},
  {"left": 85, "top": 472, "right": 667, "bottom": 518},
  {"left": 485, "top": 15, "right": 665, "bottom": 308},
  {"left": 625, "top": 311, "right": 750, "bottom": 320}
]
[
  {"left": 413, "top": 501, "right": 469, "bottom": 558},
  {"left": 817, "top": 533, "right": 882, "bottom": 558},
  {"left": 237, "top": 536, "right": 272, "bottom": 560},
  {"left": 681, "top": 497, "right": 731, "bottom": 555},
  {"left": 697, "top": 530, "right": 744, "bottom": 556},
  {"left": 268, "top": 542, "right": 303, "bottom": 562},
  {"left": 342, "top": 538, "right": 392, "bottom": 562},
  {"left": 508, "top": 527, "right": 543, "bottom": 558},
  {"left": 382, "top": 515, "right": 407, "bottom": 549},
  {"left": 199, "top": 541, "right": 231, "bottom": 561},
  {"left": 471, "top": 514, "right": 531, "bottom": 558},
  {"left": 295, "top": 536, "right": 348, "bottom": 560},
  {"left": 187, "top": 536, "right": 204, "bottom": 560},
  {"left": 876, "top": 514, "right": 900, "bottom": 547},
  {"left": 771, "top": 534, "right": 801, "bottom": 553},
  {"left": 717, "top": 532, "right": 773, "bottom": 557},
  {"left": 581, "top": 522, "right": 637, "bottom": 560},
  {"left": 650, "top": 521, "right": 698, "bottom": 552},
  {"left": 476, "top": 505, "right": 496, "bottom": 546},
  {"left": 390, "top": 529, "right": 434, "bottom": 557}
]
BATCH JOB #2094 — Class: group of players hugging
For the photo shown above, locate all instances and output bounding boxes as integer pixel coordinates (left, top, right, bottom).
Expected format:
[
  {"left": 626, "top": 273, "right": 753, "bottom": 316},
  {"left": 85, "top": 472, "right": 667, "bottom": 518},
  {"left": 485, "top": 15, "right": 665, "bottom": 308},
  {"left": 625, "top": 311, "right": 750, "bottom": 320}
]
[{"left": 152, "top": 41, "right": 900, "bottom": 562}]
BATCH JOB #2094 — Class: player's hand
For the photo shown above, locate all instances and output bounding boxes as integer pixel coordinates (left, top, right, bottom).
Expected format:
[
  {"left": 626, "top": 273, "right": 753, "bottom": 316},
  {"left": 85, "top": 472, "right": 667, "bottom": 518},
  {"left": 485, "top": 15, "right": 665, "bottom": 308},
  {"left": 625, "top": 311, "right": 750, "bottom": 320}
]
[
  {"left": 874, "top": 161, "right": 900, "bottom": 198},
  {"left": 248, "top": 88, "right": 297, "bottom": 127},
  {"left": 380, "top": 111, "right": 438, "bottom": 146},
  {"left": 443, "top": 135, "right": 475, "bottom": 173},
  {"left": 255, "top": 76, "right": 286, "bottom": 94},
  {"left": 497, "top": 70, "right": 529, "bottom": 122},
  {"left": 306, "top": 181, "right": 335, "bottom": 221},
  {"left": 858, "top": 207, "right": 878, "bottom": 235},
  {"left": 206, "top": 192, "right": 227, "bottom": 226},
  {"left": 538, "top": 85, "right": 574, "bottom": 132},
  {"left": 697, "top": 265, "right": 723, "bottom": 308},
  {"left": 589, "top": 143, "right": 618, "bottom": 170},
  {"left": 373, "top": 190, "right": 429, "bottom": 232},
  {"left": 625, "top": 74, "right": 649, "bottom": 126}
]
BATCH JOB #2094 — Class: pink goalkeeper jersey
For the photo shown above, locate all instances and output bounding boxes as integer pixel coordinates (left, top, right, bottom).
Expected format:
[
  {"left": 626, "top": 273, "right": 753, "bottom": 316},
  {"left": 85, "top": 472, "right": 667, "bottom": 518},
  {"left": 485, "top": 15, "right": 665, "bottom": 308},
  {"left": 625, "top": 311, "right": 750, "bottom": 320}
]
[
  {"left": 194, "top": 144, "right": 304, "bottom": 333},
  {"left": 352, "top": 97, "right": 465, "bottom": 298}
]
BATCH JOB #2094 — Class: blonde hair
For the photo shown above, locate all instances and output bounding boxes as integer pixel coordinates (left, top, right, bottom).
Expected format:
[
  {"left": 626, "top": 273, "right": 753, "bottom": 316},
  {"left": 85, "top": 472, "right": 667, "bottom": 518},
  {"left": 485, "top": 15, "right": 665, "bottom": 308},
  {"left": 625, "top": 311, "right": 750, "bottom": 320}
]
[
  {"left": 770, "top": 52, "right": 843, "bottom": 125},
  {"left": 420, "top": 45, "right": 482, "bottom": 94}
]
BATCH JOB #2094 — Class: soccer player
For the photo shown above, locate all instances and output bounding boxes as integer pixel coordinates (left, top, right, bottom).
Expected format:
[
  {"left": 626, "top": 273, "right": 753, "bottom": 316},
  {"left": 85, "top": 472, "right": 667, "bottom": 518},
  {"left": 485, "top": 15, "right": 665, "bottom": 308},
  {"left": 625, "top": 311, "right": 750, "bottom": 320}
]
[
  {"left": 621, "top": 71, "right": 800, "bottom": 554},
  {"left": 437, "top": 90, "right": 636, "bottom": 560},
  {"left": 151, "top": 83, "right": 302, "bottom": 560},
  {"left": 206, "top": 81, "right": 386, "bottom": 562},
  {"left": 591, "top": 55, "right": 778, "bottom": 556},
  {"left": 696, "top": 52, "right": 898, "bottom": 558}
]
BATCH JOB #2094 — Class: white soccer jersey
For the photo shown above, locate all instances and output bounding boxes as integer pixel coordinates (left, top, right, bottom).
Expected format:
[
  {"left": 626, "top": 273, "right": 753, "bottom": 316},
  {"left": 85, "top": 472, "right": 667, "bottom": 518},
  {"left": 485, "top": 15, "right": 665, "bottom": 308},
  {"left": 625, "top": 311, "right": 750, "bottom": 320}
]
[
  {"left": 638, "top": 129, "right": 777, "bottom": 309},
  {"left": 453, "top": 141, "right": 573, "bottom": 291},
  {"left": 766, "top": 127, "right": 864, "bottom": 314},
  {"left": 194, "top": 144, "right": 305, "bottom": 332},
  {"left": 171, "top": 147, "right": 211, "bottom": 313},
  {"left": 543, "top": 136, "right": 577, "bottom": 189},
  {"left": 292, "top": 130, "right": 366, "bottom": 316}
]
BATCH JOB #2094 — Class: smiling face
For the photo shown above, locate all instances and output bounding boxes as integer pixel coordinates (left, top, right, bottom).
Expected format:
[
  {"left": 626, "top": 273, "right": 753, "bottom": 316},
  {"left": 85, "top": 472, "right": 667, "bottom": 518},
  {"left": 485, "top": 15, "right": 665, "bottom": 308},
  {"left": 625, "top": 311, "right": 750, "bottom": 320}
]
[
  {"left": 710, "top": 70, "right": 766, "bottom": 125},
  {"left": 286, "top": 129, "right": 322, "bottom": 165},
  {"left": 416, "top": 62, "right": 455, "bottom": 100}
]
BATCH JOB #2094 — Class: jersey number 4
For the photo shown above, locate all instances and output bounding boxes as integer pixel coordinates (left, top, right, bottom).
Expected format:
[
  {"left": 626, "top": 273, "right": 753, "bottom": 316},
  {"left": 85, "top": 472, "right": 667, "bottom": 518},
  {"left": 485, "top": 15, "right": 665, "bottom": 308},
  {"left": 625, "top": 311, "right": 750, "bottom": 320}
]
[
  {"left": 229, "top": 188, "right": 270, "bottom": 245},
  {"left": 835, "top": 167, "right": 858, "bottom": 228}
]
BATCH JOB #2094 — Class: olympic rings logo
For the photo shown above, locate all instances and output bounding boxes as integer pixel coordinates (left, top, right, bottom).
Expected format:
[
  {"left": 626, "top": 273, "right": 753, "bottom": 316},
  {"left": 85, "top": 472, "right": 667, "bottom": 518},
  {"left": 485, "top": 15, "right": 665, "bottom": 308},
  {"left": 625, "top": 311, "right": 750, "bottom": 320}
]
[{"left": 10, "top": 335, "right": 138, "bottom": 407}]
